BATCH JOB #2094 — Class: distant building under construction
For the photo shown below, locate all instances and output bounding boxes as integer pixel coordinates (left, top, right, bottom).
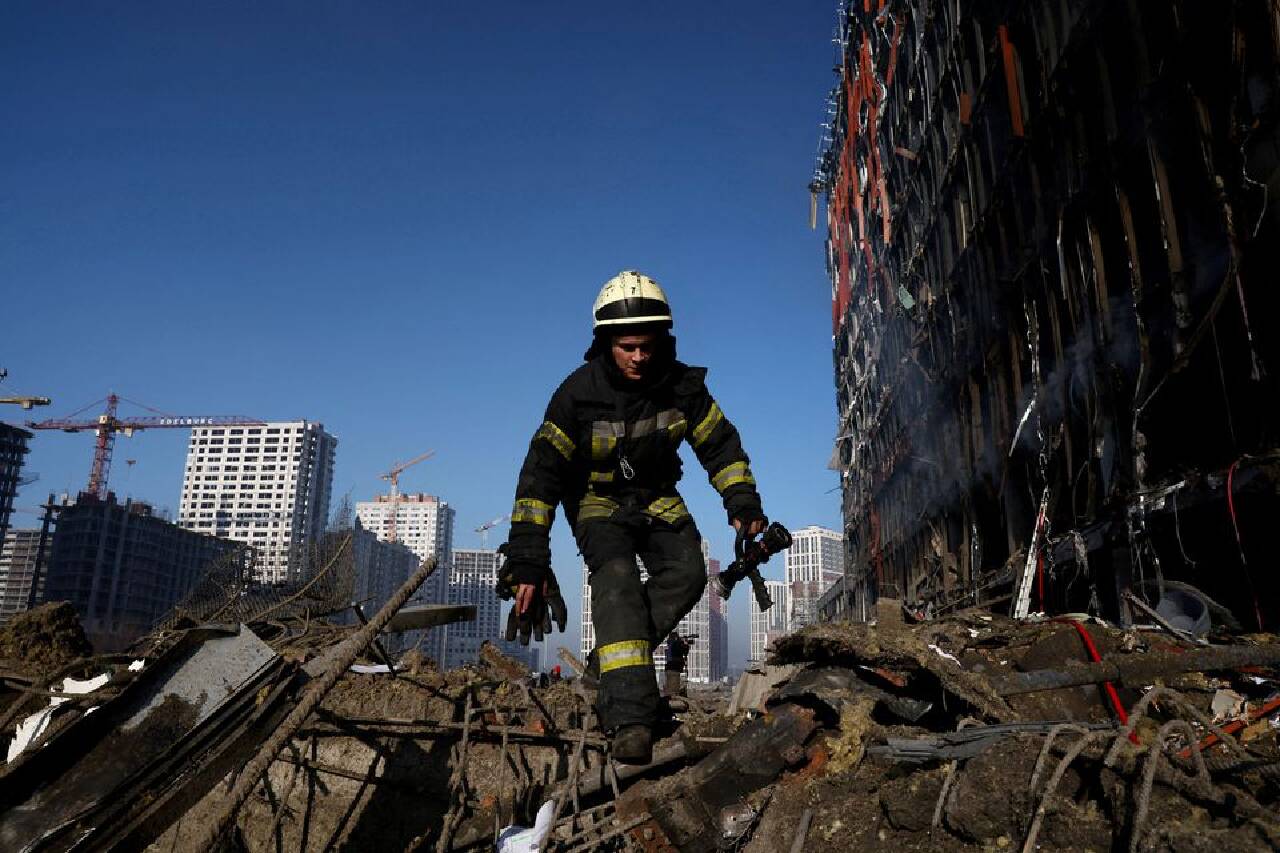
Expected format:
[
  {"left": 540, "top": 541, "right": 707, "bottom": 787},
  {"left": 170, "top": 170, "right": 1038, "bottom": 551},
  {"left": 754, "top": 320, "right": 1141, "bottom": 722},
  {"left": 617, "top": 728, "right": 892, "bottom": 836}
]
[
  {"left": 42, "top": 493, "right": 237, "bottom": 651},
  {"left": 0, "top": 423, "right": 32, "bottom": 544},
  {"left": 817, "top": 1, "right": 1280, "bottom": 627}
]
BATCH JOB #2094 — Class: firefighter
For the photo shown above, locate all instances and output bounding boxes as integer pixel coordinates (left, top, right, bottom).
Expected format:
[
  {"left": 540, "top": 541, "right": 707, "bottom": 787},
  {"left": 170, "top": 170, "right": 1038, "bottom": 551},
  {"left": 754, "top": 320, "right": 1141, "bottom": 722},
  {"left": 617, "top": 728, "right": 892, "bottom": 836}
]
[{"left": 500, "top": 271, "right": 766, "bottom": 764}]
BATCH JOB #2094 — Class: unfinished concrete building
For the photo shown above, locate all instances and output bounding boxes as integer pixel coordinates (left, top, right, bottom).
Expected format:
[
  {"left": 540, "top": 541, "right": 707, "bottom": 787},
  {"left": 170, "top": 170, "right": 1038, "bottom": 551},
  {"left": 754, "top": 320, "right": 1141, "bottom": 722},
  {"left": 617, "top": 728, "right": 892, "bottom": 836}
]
[
  {"left": 41, "top": 493, "right": 238, "bottom": 650},
  {"left": 0, "top": 423, "right": 31, "bottom": 544},
  {"left": 817, "top": 0, "right": 1280, "bottom": 627}
]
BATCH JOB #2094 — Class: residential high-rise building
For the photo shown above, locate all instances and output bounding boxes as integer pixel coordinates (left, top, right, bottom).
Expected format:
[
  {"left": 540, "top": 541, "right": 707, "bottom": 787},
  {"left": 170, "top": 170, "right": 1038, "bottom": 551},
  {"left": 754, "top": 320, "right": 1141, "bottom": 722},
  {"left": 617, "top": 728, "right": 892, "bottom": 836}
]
[
  {"left": 356, "top": 493, "right": 454, "bottom": 662},
  {"left": 346, "top": 518, "right": 420, "bottom": 632},
  {"left": 749, "top": 579, "right": 789, "bottom": 664},
  {"left": 178, "top": 421, "right": 337, "bottom": 583},
  {"left": 0, "top": 529, "right": 43, "bottom": 625},
  {"left": 706, "top": 556, "right": 728, "bottom": 682},
  {"left": 784, "top": 526, "right": 844, "bottom": 631},
  {"left": 442, "top": 548, "right": 536, "bottom": 670},
  {"left": 43, "top": 493, "right": 237, "bottom": 650},
  {"left": 0, "top": 423, "right": 32, "bottom": 544},
  {"left": 580, "top": 539, "right": 717, "bottom": 685}
]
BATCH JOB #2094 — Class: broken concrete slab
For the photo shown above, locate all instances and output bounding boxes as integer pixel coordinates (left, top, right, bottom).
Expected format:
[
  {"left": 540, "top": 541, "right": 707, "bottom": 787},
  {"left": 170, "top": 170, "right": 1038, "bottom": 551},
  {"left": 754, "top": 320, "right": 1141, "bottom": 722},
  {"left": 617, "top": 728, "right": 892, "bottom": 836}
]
[{"left": 0, "top": 625, "right": 288, "bottom": 852}]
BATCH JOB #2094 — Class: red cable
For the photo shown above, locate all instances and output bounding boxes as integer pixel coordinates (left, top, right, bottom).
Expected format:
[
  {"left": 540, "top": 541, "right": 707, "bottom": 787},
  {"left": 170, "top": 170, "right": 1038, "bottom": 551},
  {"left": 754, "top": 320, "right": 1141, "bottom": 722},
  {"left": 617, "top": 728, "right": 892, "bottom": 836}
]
[
  {"left": 1053, "top": 618, "right": 1139, "bottom": 744},
  {"left": 1226, "top": 461, "right": 1265, "bottom": 632}
]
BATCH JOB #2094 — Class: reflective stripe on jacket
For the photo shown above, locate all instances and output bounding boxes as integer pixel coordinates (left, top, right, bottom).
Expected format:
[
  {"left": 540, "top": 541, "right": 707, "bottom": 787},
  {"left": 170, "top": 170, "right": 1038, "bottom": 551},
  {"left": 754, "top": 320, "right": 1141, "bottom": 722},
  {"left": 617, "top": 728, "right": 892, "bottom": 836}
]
[{"left": 506, "top": 354, "right": 762, "bottom": 562}]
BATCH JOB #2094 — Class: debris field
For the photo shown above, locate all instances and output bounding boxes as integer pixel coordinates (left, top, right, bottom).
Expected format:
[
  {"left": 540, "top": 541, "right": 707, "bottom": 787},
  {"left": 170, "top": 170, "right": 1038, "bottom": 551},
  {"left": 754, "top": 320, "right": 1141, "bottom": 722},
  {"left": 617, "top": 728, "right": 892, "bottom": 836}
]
[{"left": 1, "top": 574, "right": 1278, "bottom": 852}]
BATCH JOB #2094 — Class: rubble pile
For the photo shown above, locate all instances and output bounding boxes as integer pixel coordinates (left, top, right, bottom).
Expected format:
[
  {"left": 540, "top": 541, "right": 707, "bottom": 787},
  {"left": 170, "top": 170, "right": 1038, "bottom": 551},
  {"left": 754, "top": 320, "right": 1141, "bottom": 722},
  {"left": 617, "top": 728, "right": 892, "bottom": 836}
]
[
  {"left": 734, "top": 612, "right": 1280, "bottom": 853},
  {"left": 1, "top": 587, "right": 1278, "bottom": 852},
  {"left": 0, "top": 602, "right": 93, "bottom": 674}
]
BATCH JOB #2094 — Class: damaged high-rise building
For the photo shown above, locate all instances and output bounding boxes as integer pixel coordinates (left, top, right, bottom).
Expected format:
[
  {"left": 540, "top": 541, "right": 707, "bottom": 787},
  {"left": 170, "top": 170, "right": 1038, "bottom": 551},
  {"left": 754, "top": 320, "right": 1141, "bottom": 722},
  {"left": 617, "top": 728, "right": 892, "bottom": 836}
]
[{"left": 817, "top": 1, "right": 1280, "bottom": 627}]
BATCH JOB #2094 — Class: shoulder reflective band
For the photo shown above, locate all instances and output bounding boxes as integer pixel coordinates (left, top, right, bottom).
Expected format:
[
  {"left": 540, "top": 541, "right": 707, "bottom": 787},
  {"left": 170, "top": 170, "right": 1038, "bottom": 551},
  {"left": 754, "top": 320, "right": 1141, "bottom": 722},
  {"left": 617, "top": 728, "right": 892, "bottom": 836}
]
[
  {"left": 537, "top": 421, "right": 575, "bottom": 461},
  {"left": 711, "top": 461, "right": 755, "bottom": 494},
  {"left": 511, "top": 498, "right": 553, "bottom": 526},
  {"left": 597, "top": 639, "right": 651, "bottom": 673},
  {"left": 589, "top": 470, "right": 615, "bottom": 484},
  {"left": 578, "top": 494, "right": 619, "bottom": 520},
  {"left": 645, "top": 495, "right": 690, "bottom": 523},
  {"left": 691, "top": 402, "right": 724, "bottom": 447}
]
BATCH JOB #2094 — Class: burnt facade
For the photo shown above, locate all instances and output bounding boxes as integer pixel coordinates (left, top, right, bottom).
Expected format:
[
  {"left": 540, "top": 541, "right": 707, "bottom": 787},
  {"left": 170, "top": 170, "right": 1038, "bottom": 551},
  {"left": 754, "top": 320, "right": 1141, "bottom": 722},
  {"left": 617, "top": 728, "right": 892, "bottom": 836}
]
[{"left": 818, "top": 1, "right": 1280, "bottom": 626}]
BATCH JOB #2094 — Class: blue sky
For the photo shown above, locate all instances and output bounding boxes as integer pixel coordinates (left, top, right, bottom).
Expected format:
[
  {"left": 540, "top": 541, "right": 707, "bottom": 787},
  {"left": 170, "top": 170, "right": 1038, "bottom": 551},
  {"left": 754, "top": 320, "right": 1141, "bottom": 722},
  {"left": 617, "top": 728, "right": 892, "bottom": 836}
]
[{"left": 2, "top": 1, "right": 842, "bottom": 669}]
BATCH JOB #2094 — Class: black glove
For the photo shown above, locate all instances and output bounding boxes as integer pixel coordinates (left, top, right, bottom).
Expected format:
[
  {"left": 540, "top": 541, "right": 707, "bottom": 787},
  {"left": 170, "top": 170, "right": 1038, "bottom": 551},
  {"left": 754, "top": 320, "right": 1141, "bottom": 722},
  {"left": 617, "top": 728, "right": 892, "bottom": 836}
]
[
  {"left": 505, "top": 584, "right": 548, "bottom": 645},
  {"left": 544, "top": 569, "right": 568, "bottom": 633},
  {"left": 501, "top": 564, "right": 568, "bottom": 646},
  {"left": 495, "top": 541, "right": 550, "bottom": 601}
]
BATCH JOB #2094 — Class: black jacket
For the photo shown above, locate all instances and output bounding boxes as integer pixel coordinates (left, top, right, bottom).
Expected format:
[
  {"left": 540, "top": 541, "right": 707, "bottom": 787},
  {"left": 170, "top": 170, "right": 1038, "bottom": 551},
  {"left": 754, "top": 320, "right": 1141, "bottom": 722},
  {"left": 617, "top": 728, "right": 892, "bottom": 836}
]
[{"left": 507, "top": 350, "right": 763, "bottom": 566}]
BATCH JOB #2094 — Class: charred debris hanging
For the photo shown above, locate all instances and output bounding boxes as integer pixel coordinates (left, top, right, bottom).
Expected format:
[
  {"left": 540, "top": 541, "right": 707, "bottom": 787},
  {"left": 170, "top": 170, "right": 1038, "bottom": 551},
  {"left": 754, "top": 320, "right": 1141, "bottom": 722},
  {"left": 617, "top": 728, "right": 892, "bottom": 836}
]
[{"left": 814, "top": 0, "right": 1280, "bottom": 630}]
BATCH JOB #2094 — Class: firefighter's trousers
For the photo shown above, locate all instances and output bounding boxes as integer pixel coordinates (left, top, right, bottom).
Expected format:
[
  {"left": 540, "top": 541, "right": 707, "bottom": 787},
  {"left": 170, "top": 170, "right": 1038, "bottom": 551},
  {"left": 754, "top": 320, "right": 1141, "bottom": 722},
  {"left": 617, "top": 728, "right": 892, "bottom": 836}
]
[{"left": 577, "top": 513, "right": 706, "bottom": 730}]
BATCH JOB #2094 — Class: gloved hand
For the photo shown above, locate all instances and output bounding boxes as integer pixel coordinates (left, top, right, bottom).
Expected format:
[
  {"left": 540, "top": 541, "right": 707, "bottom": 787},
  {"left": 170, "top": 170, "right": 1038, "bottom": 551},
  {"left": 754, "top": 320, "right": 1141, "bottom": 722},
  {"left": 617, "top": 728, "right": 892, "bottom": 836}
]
[
  {"left": 731, "top": 509, "right": 767, "bottom": 539},
  {"left": 495, "top": 541, "right": 549, "bottom": 600},
  {"left": 504, "top": 569, "right": 568, "bottom": 646},
  {"left": 544, "top": 569, "right": 568, "bottom": 633}
]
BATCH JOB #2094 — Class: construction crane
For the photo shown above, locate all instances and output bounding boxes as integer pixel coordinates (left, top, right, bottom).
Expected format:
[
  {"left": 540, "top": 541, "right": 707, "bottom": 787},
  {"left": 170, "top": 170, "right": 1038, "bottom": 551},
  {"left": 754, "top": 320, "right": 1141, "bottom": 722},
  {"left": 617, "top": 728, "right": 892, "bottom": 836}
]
[
  {"left": 0, "top": 368, "right": 51, "bottom": 409},
  {"left": 0, "top": 396, "right": 50, "bottom": 410},
  {"left": 27, "top": 393, "right": 263, "bottom": 500},
  {"left": 475, "top": 513, "right": 511, "bottom": 547},
  {"left": 378, "top": 450, "right": 435, "bottom": 543}
]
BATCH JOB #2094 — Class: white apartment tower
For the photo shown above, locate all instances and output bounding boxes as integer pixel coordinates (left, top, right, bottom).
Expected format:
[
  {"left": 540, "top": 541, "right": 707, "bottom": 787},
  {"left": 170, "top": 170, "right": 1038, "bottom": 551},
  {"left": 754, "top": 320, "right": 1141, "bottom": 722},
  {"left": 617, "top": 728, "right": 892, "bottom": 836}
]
[
  {"left": 784, "top": 525, "right": 844, "bottom": 630},
  {"left": 356, "top": 493, "right": 454, "bottom": 660},
  {"left": 0, "top": 529, "right": 43, "bottom": 625},
  {"left": 580, "top": 538, "right": 715, "bottom": 685},
  {"left": 178, "top": 421, "right": 337, "bottom": 583},
  {"left": 749, "top": 579, "right": 790, "bottom": 664}
]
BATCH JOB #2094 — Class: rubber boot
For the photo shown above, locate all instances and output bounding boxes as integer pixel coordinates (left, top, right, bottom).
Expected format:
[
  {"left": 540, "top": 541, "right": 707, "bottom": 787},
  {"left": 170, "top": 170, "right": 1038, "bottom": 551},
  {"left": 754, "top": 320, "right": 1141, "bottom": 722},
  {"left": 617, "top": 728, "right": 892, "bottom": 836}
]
[{"left": 611, "top": 724, "right": 653, "bottom": 765}]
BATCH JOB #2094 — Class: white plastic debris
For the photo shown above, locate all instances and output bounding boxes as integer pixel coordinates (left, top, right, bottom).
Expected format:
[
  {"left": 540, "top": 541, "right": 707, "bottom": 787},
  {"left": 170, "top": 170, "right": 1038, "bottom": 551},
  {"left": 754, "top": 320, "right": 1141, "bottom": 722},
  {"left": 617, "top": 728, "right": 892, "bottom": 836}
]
[
  {"left": 928, "top": 644, "right": 961, "bottom": 666},
  {"left": 1211, "top": 689, "right": 1247, "bottom": 723},
  {"left": 349, "top": 663, "right": 401, "bottom": 674},
  {"left": 64, "top": 674, "right": 111, "bottom": 694},
  {"left": 496, "top": 799, "right": 555, "bottom": 852},
  {"left": 6, "top": 672, "right": 111, "bottom": 763}
]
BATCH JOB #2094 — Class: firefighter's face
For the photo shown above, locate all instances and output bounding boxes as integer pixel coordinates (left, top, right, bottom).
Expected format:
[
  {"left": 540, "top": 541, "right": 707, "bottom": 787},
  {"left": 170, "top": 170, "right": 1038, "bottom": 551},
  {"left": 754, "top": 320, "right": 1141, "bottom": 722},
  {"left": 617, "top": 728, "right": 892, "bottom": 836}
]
[{"left": 611, "top": 334, "right": 657, "bottom": 381}]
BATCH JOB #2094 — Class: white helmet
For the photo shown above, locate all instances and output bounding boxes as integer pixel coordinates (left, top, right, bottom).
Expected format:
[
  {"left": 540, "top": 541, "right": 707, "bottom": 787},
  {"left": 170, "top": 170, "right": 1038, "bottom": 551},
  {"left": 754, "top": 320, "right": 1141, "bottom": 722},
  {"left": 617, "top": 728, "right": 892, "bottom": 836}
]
[{"left": 592, "top": 270, "right": 673, "bottom": 330}]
